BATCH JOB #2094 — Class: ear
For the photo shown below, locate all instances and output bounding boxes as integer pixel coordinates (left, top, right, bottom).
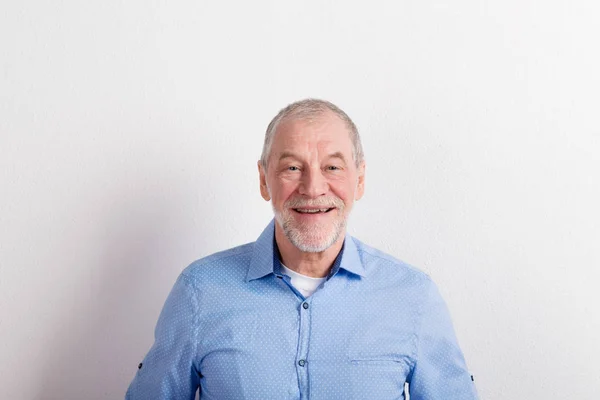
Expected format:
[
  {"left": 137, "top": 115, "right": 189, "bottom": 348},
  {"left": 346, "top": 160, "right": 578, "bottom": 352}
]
[
  {"left": 258, "top": 160, "right": 271, "bottom": 201},
  {"left": 355, "top": 160, "right": 366, "bottom": 200}
]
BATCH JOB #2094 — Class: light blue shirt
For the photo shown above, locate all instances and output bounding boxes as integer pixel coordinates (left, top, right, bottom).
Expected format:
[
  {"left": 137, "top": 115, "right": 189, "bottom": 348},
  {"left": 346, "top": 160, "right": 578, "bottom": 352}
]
[{"left": 126, "top": 220, "right": 478, "bottom": 399}]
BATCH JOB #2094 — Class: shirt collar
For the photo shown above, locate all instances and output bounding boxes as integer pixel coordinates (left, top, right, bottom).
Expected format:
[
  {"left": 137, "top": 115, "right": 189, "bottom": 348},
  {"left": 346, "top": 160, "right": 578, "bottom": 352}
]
[{"left": 246, "top": 219, "right": 367, "bottom": 282}]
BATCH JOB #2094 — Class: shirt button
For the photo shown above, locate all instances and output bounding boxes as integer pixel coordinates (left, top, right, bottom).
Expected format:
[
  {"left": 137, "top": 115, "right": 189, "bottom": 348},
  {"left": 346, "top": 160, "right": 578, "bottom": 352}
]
[
  {"left": 302, "top": 302, "right": 309, "bottom": 309},
  {"left": 298, "top": 359, "right": 306, "bottom": 367}
]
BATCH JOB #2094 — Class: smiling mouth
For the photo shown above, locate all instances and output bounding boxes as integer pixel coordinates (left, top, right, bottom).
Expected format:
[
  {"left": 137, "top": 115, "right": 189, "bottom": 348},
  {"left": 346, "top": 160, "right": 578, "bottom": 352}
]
[{"left": 293, "top": 208, "right": 335, "bottom": 214}]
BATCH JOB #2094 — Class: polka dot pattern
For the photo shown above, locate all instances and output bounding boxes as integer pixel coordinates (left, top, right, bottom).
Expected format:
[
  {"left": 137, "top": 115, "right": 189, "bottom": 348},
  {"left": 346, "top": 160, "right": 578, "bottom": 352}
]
[{"left": 125, "top": 220, "right": 478, "bottom": 399}]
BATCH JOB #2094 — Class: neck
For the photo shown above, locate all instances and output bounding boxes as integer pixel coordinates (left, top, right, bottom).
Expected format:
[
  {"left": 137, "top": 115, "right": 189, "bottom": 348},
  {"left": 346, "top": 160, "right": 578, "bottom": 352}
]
[{"left": 274, "top": 224, "right": 345, "bottom": 278}]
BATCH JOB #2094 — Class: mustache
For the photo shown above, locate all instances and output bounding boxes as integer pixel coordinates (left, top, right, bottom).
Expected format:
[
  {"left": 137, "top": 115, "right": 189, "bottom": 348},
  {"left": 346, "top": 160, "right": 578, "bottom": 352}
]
[{"left": 284, "top": 197, "right": 344, "bottom": 209}]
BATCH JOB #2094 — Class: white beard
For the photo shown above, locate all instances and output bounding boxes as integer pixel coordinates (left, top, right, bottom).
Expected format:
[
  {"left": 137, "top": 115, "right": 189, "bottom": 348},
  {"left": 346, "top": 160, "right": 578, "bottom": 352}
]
[{"left": 272, "top": 197, "right": 346, "bottom": 253}]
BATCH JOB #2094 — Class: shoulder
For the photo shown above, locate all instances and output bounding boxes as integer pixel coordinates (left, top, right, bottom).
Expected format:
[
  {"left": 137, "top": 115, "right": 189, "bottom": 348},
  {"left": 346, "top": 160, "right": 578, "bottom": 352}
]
[
  {"left": 350, "top": 237, "right": 433, "bottom": 288},
  {"left": 179, "top": 242, "right": 255, "bottom": 284}
]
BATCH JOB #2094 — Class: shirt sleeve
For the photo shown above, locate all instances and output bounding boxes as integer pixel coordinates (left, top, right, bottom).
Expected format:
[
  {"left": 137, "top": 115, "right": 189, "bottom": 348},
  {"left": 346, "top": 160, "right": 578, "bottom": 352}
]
[
  {"left": 125, "top": 273, "right": 200, "bottom": 400},
  {"left": 407, "top": 278, "right": 479, "bottom": 399}
]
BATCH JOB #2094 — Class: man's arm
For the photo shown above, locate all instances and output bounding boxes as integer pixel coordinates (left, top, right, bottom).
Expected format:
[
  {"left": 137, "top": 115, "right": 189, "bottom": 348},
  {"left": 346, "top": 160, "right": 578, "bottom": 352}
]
[
  {"left": 407, "top": 278, "right": 478, "bottom": 399},
  {"left": 125, "top": 273, "right": 200, "bottom": 400}
]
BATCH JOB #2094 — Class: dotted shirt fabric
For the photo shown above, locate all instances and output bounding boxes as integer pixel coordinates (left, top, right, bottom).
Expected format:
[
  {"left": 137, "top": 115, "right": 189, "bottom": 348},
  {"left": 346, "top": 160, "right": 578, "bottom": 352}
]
[{"left": 125, "top": 220, "right": 479, "bottom": 399}]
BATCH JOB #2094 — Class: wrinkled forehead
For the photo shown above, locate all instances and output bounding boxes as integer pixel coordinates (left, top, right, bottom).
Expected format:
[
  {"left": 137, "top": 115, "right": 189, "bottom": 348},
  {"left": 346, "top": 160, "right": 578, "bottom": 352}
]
[{"left": 272, "top": 111, "right": 353, "bottom": 149}]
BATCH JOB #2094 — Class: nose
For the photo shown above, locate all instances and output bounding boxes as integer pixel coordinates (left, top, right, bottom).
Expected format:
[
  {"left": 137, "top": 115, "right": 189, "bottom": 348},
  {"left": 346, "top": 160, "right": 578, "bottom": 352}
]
[{"left": 298, "top": 167, "right": 328, "bottom": 198}]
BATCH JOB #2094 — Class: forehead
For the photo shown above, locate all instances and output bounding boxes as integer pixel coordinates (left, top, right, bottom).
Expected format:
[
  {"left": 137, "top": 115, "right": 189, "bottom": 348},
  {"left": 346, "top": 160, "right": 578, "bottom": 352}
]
[{"left": 271, "top": 112, "right": 353, "bottom": 156}]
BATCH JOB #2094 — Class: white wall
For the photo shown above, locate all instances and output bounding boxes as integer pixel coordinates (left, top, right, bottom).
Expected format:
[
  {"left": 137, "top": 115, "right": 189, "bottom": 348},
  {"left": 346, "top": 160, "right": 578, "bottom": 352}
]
[{"left": 1, "top": 1, "right": 599, "bottom": 399}]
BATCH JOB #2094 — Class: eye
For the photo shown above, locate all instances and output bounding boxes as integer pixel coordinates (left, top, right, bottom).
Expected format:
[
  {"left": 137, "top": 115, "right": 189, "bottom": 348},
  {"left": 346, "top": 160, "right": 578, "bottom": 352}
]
[
  {"left": 287, "top": 166, "right": 300, "bottom": 171},
  {"left": 326, "top": 165, "right": 341, "bottom": 171}
]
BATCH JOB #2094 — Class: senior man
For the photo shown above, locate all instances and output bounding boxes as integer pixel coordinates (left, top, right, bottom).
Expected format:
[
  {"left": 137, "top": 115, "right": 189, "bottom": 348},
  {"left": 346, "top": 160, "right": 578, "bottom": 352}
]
[{"left": 126, "top": 99, "right": 478, "bottom": 399}]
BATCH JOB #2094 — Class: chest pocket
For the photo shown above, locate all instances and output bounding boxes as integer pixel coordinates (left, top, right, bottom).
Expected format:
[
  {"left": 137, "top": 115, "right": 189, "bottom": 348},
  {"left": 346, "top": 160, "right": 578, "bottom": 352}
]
[
  {"left": 347, "top": 324, "right": 414, "bottom": 399},
  {"left": 348, "top": 358, "right": 409, "bottom": 399}
]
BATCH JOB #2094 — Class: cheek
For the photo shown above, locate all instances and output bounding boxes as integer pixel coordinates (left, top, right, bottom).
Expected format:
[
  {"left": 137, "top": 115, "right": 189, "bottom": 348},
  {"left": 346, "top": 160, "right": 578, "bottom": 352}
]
[
  {"left": 271, "top": 180, "right": 298, "bottom": 202},
  {"left": 329, "top": 179, "right": 356, "bottom": 201}
]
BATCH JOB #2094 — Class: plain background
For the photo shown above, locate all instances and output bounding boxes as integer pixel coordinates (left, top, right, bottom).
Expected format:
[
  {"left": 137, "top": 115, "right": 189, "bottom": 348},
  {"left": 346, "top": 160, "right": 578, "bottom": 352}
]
[{"left": 1, "top": 1, "right": 599, "bottom": 399}]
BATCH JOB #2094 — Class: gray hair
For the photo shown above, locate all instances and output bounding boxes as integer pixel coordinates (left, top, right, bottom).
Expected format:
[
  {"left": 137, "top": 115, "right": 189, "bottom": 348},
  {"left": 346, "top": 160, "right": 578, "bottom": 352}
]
[{"left": 260, "top": 98, "right": 364, "bottom": 168}]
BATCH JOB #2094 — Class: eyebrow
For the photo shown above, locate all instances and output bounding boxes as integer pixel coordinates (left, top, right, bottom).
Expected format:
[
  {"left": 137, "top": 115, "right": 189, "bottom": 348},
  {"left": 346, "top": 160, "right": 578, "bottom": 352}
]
[
  {"left": 277, "top": 151, "right": 348, "bottom": 164},
  {"left": 327, "top": 151, "right": 348, "bottom": 164},
  {"left": 278, "top": 151, "right": 300, "bottom": 162}
]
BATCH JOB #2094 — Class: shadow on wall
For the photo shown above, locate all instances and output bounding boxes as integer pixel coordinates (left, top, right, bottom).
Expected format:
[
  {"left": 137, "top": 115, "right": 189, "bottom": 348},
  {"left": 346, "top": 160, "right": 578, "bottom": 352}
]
[{"left": 34, "top": 178, "right": 204, "bottom": 400}]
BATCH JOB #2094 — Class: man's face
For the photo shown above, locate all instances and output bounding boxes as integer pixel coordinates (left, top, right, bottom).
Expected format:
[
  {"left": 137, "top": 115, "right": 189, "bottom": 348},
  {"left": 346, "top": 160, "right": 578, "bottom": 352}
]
[{"left": 258, "top": 111, "right": 365, "bottom": 253}]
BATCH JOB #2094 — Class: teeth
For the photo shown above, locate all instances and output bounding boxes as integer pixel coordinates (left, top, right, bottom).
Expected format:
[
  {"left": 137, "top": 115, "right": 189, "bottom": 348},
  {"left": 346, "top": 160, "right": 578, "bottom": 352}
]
[{"left": 296, "top": 208, "right": 330, "bottom": 213}]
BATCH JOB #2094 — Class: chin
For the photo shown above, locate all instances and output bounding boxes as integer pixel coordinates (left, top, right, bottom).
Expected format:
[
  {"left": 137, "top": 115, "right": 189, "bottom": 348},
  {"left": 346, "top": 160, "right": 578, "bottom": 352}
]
[
  {"left": 291, "top": 237, "right": 337, "bottom": 253},
  {"left": 282, "top": 219, "right": 346, "bottom": 253}
]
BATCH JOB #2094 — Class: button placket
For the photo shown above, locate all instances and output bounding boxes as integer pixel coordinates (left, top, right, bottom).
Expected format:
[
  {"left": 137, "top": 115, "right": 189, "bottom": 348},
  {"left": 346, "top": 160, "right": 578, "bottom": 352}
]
[{"left": 296, "top": 299, "right": 311, "bottom": 400}]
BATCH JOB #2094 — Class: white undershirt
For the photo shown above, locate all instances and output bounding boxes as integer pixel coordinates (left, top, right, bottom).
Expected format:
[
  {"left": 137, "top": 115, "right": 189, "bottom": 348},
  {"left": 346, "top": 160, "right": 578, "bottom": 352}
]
[{"left": 280, "top": 264, "right": 327, "bottom": 297}]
